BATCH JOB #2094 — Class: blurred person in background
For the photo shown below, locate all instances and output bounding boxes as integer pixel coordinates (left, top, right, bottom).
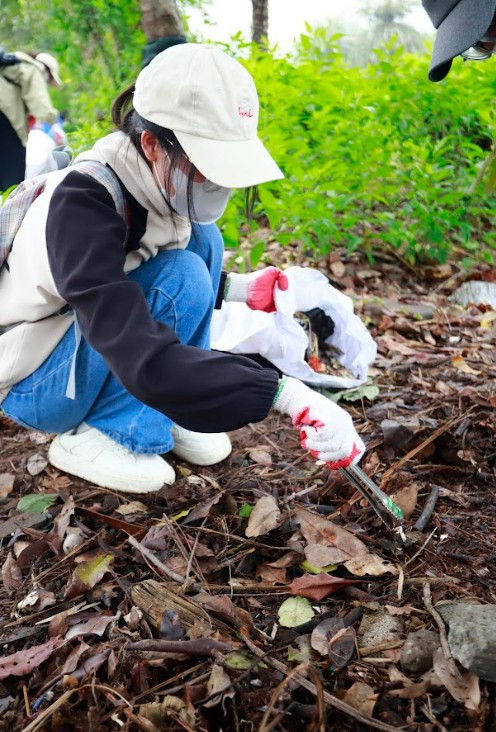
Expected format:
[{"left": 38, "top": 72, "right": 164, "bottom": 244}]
[{"left": 0, "top": 48, "right": 59, "bottom": 190}]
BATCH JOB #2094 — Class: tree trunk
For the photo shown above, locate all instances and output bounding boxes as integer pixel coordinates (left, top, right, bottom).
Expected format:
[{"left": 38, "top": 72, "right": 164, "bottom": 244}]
[
  {"left": 252, "top": 0, "right": 269, "bottom": 46},
  {"left": 139, "top": 0, "right": 184, "bottom": 41}
]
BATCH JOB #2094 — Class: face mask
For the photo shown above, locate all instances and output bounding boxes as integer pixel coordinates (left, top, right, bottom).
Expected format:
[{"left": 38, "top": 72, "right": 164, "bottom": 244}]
[{"left": 153, "top": 160, "right": 232, "bottom": 224}]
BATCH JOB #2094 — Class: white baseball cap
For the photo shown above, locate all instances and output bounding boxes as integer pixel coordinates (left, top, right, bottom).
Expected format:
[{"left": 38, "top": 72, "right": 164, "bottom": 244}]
[
  {"left": 133, "top": 43, "right": 284, "bottom": 188},
  {"left": 36, "top": 52, "right": 62, "bottom": 86}
]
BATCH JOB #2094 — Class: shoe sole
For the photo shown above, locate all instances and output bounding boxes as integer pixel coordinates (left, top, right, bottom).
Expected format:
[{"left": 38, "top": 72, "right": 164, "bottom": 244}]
[
  {"left": 171, "top": 437, "right": 232, "bottom": 466},
  {"left": 48, "top": 440, "right": 175, "bottom": 494}
]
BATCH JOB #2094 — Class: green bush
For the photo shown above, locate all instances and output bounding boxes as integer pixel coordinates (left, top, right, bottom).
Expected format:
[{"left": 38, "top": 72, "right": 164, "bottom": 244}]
[
  {"left": 2, "top": 4, "right": 495, "bottom": 266},
  {"left": 220, "top": 40, "right": 495, "bottom": 266}
]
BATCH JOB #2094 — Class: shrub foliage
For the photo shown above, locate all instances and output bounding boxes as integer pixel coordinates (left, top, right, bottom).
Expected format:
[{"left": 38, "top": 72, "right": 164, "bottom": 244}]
[{"left": 2, "top": 1, "right": 495, "bottom": 265}]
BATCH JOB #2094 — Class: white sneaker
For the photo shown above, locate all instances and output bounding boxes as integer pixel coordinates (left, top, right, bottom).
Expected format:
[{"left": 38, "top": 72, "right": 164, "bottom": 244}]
[
  {"left": 170, "top": 425, "right": 232, "bottom": 466},
  {"left": 48, "top": 423, "right": 175, "bottom": 494}
]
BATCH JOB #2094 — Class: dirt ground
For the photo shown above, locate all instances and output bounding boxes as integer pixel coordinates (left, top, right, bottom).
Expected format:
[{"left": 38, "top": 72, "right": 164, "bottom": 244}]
[{"left": 0, "top": 246, "right": 495, "bottom": 732}]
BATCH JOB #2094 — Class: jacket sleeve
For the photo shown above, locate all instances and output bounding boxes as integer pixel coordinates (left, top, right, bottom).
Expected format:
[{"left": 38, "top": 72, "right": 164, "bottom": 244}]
[
  {"left": 16, "top": 62, "right": 58, "bottom": 125},
  {"left": 45, "top": 172, "right": 279, "bottom": 433}
]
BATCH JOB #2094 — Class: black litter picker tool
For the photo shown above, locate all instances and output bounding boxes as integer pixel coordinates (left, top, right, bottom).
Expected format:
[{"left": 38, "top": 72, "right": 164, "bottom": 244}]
[{"left": 340, "top": 464, "right": 406, "bottom": 536}]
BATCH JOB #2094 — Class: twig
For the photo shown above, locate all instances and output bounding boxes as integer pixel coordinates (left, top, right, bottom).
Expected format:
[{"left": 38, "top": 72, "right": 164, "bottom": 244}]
[
  {"left": 240, "top": 632, "right": 405, "bottom": 732},
  {"left": 422, "top": 583, "right": 461, "bottom": 681},
  {"left": 21, "top": 690, "right": 75, "bottom": 732},
  {"left": 132, "top": 664, "right": 206, "bottom": 703},
  {"left": 159, "top": 513, "right": 208, "bottom": 590},
  {"left": 380, "top": 414, "right": 470, "bottom": 485},
  {"left": 182, "top": 516, "right": 208, "bottom": 590},
  {"left": 258, "top": 662, "right": 326, "bottom": 732},
  {"left": 403, "top": 527, "right": 437, "bottom": 568},
  {"left": 467, "top": 147, "right": 496, "bottom": 195},
  {"left": 420, "top": 702, "right": 449, "bottom": 732},
  {"left": 413, "top": 484, "right": 440, "bottom": 532},
  {"left": 127, "top": 535, "right": 203, "bottom": 591},
  {"left": 403, "top": 576, "right": 459, "bottom": 586},
  {"left": 358, "top": 640, "right": 405, "bottom": 656},
  {"left": 127, "top": 638, "right": 234, "bottom": 656},
  {"left": 22, "top": 684, "right": 30, "bottom": 719}
]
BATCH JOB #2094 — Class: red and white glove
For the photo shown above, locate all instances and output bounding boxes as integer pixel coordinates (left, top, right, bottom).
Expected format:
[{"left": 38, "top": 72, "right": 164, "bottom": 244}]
[
  {"left": 272, "top": 377, "right": 365, "bottom": 469},
  {"left": 224, "top": 267, "right": 289, "bottom": 313}
]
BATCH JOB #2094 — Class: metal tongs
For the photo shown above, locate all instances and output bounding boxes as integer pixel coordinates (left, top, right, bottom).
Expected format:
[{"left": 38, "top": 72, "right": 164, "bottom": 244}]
[{"left": 340, "top": 464, "right": 405, "bottom": 534}]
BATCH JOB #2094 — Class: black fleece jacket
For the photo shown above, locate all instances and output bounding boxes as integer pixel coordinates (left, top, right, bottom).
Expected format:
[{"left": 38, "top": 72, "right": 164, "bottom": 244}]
[{"left": 45, "top": 171, "right": 279, "bottom": 433}]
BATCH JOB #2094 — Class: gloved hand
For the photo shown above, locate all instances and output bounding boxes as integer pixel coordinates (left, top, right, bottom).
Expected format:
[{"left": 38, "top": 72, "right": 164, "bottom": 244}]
[
  {"left": 224, "top": 267, "right": 289, "bottom": 313},
  {"left": 272, "top": 377, "right": 365, "bottom": 469}
]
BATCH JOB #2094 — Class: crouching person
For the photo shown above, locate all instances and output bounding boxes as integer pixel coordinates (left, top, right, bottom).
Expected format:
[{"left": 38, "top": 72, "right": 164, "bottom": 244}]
[{"left": 0, "top": 44, "right": 364, "bottom": 493}]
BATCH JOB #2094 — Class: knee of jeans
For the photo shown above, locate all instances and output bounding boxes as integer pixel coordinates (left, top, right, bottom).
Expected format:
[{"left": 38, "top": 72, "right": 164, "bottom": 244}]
[{"left": 152, "top": 250, "right": 214, "bottom": 315}]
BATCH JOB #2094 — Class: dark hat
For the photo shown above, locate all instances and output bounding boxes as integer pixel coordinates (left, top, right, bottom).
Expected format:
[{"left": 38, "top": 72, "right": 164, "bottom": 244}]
[
  {"left": 422, "top": 0, "right": 496, "bottom": 81},
  {"left": 141, "top": 34, "right": 187, "bottom": 68}
]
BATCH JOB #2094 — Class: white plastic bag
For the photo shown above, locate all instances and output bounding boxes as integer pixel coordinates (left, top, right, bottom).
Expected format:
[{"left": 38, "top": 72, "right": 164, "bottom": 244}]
[
  {"left": 25, "top": 130, "right": 57, "bottom": 179},
  {"left": 210, "top": 266, "right": 377, "bottom": 389}
]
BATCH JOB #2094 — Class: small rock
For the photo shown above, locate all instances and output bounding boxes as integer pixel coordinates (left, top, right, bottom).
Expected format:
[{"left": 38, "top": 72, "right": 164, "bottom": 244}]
[
  {"left": 358, "top": 608, "right": 404, "bottom": 650},
  {"left": 400, "top": 629, "right": 440, "bottom": 675},
  {"left": 438, "top": 602, "right": 496, "bottom": 682},
  {"left": 449, "top": 281, "right": 496, "bottom": 309}
]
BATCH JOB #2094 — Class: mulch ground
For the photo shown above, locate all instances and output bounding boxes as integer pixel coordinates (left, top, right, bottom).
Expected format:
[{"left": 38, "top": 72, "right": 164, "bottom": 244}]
[{"left": 0, "top": 246, "right": 495, "bottom": 732}]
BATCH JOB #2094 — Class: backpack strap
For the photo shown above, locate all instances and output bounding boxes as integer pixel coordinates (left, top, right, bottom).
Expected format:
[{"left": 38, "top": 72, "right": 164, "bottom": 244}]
[
  {"left": 72, "top": 160, "right": 130, "bottom": 242},
  {"left": 0, "top": 176, "right": 48, "bottom": 269},
  {"left": 0, "top": 161, "right": 129, "bottom": 273}
]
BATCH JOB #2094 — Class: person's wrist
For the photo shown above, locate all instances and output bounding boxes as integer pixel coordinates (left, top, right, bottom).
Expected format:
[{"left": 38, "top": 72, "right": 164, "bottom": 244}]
[
  {"left": 224, "top": 272, "right": 249, "bottom": 303},
  {"left": 272, "top": 376, "right": 307, "bottom": 417}
]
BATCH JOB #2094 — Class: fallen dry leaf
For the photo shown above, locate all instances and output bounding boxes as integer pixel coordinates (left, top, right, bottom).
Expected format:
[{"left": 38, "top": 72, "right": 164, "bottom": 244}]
[
  {"left": 17, "top": 588, "right": 56, "bottom": 613},
  {"left": 248, "top": 447, "right": 272, "bottom": 466},
  {"left": 451, "top": 356, "right": 481, "bottom": 376},
  {"left": 343, "top": 681, "right": 378, "bottom": 717},
  {"left": 65, "top": 612, "right": 120, "bottom": 640},
  {"left": 115, "top": 500, "right": 148, "bottom": 516},
  {"left": 245, "top": 495, "right": 281, "bottom": 538},
  {"left": 256, "top": 563, "right": 287, "bottom": 583},
  {"left": 60, "top": 640, "right": 91, "bottom": 675},
  {"left": 311, "top": 616, "right": 345, "bottom": 656},
  {"left": 54, "top": 496, "right": 76, "bottom": 542},
  {"left": 296, "top": 508, "right": 368, "bottom": 565},
  {"left": 1, "top": 552, "right": 22, "bottom": 591},
  {"left": 296, "top": 508, "right": 397, "bottom": 576},
  {"left": 278, "top": 596, "right": 315, "bottom": 628},
  {"left": 139, "top": 695, "right": 195, "bottom": 728},
  {"left": 289, "top": 572, "right": 360, "bottom": 601},
  {"left": 433, "top": 647, "right": 480, "bottom": 711},
  {"left": 0, "top": 512, "right": 50, "bottom": 540},
  {"left": 64, "top": 553, "right": 114, "bottom": 600},
  {"left": 344, "top": 554, "right": 399, "bottom": 577},
  {"left": 26, "top": 453, "right": 48, "bottom": 476},
  {"left": 327, "top": 627, "right": 357, "bottom": 670},
  {"left": 0, "top": 473, "right": 15, "bottom": 498},
  {"left": 391, "top": 483, "right": 418, "bottom": 519},
  {"left": 204, "top": 663, "right": 234, "bottom": 708},
  {"left": 0, "top": 637, "right": 61, "bottom": 680}
]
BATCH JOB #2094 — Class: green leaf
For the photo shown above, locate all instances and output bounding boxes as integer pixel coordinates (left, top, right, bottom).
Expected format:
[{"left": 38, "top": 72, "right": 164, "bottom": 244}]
[
  {"left": 299, "top": 560, "right": 338, "bottom": 575},
  {"left": 16, "top": 493, "right": 58, "bottom": 514},
  {"left": 249, "top": 241, "right": 266, "bottom": 268},
  {"left": 224, "top": 651, "right": 266, "bottom": 670},
  {"left": 238, "top": 502, "right": 253, "bottom": 519},
  {"left": 340, "top": 384, "right": 380, "bottom": 403},
  {"left": 171, "top": 507, "right": 192, "bottom": 521},
  {"left": 74, "top": 554, "right": 114, "bottom": 589},
  {"left": 277, "top": 596, "right": 315, "bottom": 628},
  {"left": 326, "top": 383, "right": 380, "bottom": 404}
]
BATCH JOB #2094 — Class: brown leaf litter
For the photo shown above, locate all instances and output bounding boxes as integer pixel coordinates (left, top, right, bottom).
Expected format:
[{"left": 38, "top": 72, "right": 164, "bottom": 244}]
[{"left": 0, "top": 249, "right": 495, "bottom": 731}]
